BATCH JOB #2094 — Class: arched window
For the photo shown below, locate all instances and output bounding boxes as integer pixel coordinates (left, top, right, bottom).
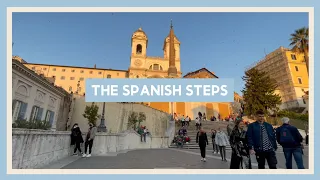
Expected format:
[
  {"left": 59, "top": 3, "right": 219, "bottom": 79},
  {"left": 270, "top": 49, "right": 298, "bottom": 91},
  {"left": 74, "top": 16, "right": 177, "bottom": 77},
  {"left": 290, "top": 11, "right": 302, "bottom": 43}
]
[
  {"left": 136, "top": 44, "right": 142, "bottom": 54},
  {"left": 69, "top": 86, "right": 72, "bottom": 91},
  {"left": 107, "top": 74, "right": 111, "bottom": 78},
  {"left": 136, "top": 75, "right": 139, "bottom": 78}
]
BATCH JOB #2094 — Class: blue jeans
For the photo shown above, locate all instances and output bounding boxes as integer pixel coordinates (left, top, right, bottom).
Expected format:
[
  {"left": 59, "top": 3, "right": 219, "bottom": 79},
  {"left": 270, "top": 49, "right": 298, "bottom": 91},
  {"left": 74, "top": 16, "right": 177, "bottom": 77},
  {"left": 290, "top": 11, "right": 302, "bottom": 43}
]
[{"left": 283, "top": 147, "right": 304, "bottom": 169}]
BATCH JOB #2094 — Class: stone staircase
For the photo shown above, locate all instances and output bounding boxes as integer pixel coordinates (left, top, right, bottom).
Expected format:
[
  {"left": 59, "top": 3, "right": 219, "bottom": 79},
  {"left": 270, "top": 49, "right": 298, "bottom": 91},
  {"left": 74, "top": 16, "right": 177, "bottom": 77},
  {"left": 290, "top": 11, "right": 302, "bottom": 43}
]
[
  {"left": 169, "top": 120, "right": 230, "bottom": 150},
  {"left": 169, "top": 120, "right": 308, "bottom": 150}
]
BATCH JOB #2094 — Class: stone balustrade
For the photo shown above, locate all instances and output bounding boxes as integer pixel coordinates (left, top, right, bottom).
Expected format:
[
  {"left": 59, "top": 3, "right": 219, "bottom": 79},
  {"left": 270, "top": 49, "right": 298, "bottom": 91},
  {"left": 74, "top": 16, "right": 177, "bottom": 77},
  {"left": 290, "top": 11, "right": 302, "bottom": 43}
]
[{"left": 12, "top": 128, "right": 169, "bottom": 169}]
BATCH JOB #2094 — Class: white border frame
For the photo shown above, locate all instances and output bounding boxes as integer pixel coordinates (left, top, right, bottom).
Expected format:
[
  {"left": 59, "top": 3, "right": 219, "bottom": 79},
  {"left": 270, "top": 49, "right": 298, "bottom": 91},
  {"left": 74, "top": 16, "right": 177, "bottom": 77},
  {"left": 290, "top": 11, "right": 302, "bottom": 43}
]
[{"left": 7, "top": 7, "right": 314, "bottom": 175}]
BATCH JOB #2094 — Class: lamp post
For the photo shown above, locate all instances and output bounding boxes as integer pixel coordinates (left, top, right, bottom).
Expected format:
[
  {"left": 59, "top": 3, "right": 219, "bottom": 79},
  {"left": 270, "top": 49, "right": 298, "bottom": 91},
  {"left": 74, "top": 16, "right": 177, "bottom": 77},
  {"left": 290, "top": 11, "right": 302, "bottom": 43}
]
[{"left": 98, "top": 102, "right": 107, "bottom": 132}]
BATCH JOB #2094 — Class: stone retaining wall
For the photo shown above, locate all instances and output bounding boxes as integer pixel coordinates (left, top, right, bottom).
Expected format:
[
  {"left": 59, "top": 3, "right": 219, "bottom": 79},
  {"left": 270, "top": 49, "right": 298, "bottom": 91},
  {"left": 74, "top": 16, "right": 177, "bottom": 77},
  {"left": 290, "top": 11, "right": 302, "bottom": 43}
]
[{"left": 12, "top": 128, "right": 169, "bottom": 169}]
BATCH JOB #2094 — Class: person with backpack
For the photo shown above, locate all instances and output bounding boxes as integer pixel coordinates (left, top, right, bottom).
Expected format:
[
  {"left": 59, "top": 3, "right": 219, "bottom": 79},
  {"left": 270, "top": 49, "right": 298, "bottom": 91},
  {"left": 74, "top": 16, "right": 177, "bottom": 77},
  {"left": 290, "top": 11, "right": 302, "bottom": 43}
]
[{"left": 276, "top": 117, "right": 304, "bottom": 169}]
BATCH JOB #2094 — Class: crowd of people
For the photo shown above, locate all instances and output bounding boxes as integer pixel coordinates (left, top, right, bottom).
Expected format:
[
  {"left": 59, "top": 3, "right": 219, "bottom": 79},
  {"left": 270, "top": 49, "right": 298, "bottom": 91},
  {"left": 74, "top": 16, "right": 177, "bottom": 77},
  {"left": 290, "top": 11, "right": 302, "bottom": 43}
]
[
  {"left": 69, "top": 110, "right": 307, "bottom": 169},
  {"left": 195, "top": 110, "right": 306, "bottom": 169}
]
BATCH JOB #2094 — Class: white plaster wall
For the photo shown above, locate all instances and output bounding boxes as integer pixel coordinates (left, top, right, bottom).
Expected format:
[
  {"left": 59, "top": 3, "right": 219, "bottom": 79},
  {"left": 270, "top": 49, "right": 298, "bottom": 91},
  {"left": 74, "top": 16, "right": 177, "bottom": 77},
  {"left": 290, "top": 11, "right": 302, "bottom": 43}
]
[{"left": 12, "top": 69, "right": 63, "bottom": 130}]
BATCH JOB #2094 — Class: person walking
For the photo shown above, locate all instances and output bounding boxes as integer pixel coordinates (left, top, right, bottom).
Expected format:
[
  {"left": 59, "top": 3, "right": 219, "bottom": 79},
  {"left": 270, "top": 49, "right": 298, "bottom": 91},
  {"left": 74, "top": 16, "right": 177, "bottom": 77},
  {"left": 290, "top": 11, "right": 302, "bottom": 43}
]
[
  {"left": 195, "top": 117, "right": 201, "bottom": 130},
  {"left": 215, "top": 127, "right": 229, "bottom": 161},
  {"left": 211, "top": 129, "right": 219, "bottom": 154},
  {"left": 230, "top": 120, "right": 252, "bottom": 169},
  {"left": 82, "top": 123, "right": 97, "bottom": 158},
  {"left": 181, "top": 115, "right": 185, "bottom": 127},
  {"left": 276, "top": 117, "right": 305, "bottom": 169},
  {"left": 196, "top": 128, "right": 209, "bottom": 162},
  {"left": 70, "top": 123, "right": 84, "bottom": 156},
  {"left": 247, "top": 110, "right": 278, "bottom": 169},
  {"left": 185, "top": 116, "right": 190, "bottom": 127}
]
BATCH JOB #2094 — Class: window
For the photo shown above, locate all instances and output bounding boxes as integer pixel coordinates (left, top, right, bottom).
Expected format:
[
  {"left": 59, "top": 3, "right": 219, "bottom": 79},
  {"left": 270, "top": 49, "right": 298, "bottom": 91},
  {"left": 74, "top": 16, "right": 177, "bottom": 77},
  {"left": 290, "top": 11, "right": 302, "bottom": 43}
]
[
  {"left": 32, "top": 67, "right": 35, "bottom": 70},
  {"left": 117, "top": 73, "right": 119, "bottom": 76},
  {"left": 69, "top": 86, "right": 72, "bottom": 91},
  {"left": 62, "top": 69, "right": 66, "bottom": 72},
  {"left": 98, "top": 72, "right": 102, "bottom": 74},
  {"left": 29, "top": 106, "right": 43, "bottom": 121},
  {"left": 107, "top": 74, "right": 111, "bottom": 78},
  {"left": 45, "top": 110, "right": 55, "bottom": 126},
  {"left": 70, "top": 77, "right": 75, "bottom": 80},
  {"left": 12, "top": 100, "right": 28, "bottom": 121},
  {"left": 80, "top": 70, "right": 84, "bottom": 73},
  {"left": 136, "top": 44, "right": 142, "bottom": 54},
  {"left": 295, "top": 66, "right": 299, "bottom": 71},
  {"left": 61, "top": 76, "right": 65, "bottom": 80},
  {"left": 298, "top": 77, "right": 302, "bottom": 84},
  {"left": 153, "top": 64, "right": 160, "bottom": 70},
  {"left": 89, "top": 71, "right": 93, "bottom": 74},
  {"left": 71, "top": 70, "right": 75, "bottom": 72},
  {"left": 136, "top": 75, "right": 139, "bottom": 78},
  {"left": 291, "top": 54, "right": 297, "bottom": 60},
  {"left": 52, "top": 68, "right": 56, "bottom": 71},
  {"left": 79, "top": 77, "right": 84, "bottom": 81},
  {"left": 52, "top": 76, "right": 56, "bottom": 79},
  {"left": 43, "top": 68, "right": 47, "bottom": 71}
]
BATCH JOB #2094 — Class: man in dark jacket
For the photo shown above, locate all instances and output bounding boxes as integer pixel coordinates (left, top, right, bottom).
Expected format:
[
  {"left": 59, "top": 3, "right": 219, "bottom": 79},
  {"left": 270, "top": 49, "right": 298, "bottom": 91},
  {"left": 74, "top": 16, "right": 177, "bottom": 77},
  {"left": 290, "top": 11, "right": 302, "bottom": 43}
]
[
  {"left": 247, "top": 110, "right": 277, "bottom": 169},
  {"left": 276, "top": 117, "right": 304, "bottom": 169}
]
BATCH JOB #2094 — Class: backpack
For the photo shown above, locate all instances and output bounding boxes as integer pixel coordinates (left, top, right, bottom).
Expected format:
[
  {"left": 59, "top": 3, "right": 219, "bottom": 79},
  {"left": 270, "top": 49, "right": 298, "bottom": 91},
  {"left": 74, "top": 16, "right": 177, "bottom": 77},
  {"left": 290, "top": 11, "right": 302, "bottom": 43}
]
[{"left": 279, "top": 127, "right": 295, "bottom": 144}]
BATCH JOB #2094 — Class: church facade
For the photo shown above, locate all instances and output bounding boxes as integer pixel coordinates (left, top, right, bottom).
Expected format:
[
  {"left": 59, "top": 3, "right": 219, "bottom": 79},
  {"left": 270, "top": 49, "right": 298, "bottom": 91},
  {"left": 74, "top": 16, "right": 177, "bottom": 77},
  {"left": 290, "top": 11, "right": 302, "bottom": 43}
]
[{"left": 15, "top": 23, "right": 234, "bottom": 120}]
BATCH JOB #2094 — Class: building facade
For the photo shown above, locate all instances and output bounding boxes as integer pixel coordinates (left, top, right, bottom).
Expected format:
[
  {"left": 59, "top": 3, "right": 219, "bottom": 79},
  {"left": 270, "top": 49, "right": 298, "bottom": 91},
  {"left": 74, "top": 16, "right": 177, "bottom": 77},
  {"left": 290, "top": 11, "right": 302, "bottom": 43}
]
[
  {"left": 246, "top": 46, "right": 309, "bottom": 110},
  {"left": 12, "top": 59, "right": 72, "bottom": 131},
  {"left": 15, "top": 23, "right": 234, "bottom": 120}
]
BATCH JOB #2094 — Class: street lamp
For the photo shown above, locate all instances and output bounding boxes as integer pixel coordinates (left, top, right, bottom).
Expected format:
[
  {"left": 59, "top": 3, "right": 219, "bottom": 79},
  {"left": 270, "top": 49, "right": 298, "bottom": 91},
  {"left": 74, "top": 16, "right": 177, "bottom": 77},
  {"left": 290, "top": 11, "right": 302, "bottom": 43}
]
[{"left": 98, "top": 102, "right": 107, "bottom": 132}]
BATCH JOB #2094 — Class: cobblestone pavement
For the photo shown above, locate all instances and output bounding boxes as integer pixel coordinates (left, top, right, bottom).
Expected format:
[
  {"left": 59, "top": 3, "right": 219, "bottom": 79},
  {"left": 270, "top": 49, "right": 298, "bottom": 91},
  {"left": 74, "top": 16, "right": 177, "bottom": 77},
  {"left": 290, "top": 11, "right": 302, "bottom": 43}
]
[{"left": 43, "top": 147, "right": 309, "bottom": 169}]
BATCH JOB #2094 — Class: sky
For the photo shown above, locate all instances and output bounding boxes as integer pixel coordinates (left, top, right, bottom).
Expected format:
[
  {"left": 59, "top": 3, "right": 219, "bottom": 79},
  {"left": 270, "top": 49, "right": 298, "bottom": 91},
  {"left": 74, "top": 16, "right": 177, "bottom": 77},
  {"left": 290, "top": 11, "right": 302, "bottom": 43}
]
[{"left": 12, "top": 12, "right": 308, "bottom": 94}]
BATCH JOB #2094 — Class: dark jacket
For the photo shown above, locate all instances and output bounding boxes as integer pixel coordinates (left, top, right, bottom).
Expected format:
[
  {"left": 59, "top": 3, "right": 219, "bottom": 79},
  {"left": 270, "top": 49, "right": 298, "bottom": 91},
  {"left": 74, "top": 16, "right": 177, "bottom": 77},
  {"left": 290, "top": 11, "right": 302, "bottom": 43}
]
[
  {"left": 247, "top": 121, "right": 277, "bottom": 152},
  {"left": 230, "top": 128, "right": 249, "bottom": 157},
  {"left": 71, "top": 127, "right": 84, "bottom": 145},
  {"left": 196, "top": 131, "right": 209, "bottom": 147},
  {"left": 276, "top": 124, "right": 303, "bottom": 148}
]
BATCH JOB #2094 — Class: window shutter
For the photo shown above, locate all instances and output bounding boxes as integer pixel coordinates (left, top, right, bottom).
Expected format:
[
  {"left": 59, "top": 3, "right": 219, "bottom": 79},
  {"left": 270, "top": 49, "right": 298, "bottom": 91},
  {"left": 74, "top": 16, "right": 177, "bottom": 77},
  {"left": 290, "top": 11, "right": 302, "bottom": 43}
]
[
  {"left": 36, "top": 108, "right": 43, "bottom": 121},
  {"left": 18, "top": 102, "right": 28, "bottom": 120},
  {"left": 12, "top": 100, "right": 17, "bottom": 116},
  {"left": 49, "top": 111, "right": 55, "bottom": 126},
  {"left": 29, "top": 106, "right": 35, "bottom": 121}
]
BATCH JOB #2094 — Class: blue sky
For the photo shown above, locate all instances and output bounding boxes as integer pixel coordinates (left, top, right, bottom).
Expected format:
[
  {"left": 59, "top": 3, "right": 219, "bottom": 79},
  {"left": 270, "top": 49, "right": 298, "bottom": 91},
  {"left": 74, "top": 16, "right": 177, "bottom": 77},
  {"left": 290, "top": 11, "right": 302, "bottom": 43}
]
[{"left": 12, "top": 12, "right": 308, "bottom": 94}]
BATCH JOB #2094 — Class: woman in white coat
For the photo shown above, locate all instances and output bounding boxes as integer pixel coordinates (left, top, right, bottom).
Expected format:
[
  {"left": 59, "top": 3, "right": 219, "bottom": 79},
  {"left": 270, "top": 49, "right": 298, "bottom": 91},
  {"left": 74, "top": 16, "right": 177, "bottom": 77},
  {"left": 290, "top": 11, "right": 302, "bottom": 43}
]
[{"left": 215, "top": 127, "right": 230, "bottom": 162}]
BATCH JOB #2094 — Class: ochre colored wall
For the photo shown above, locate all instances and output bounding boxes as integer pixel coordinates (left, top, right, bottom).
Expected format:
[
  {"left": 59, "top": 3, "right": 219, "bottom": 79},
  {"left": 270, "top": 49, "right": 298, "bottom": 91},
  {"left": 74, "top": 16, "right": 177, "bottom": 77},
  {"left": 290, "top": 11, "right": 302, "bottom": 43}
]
[
  {"left": 176, "top": 102, "right": 186, "bottom": 116},
  {"left": 206, "top": 103, "right": 214, "bottom": 119},
  {"left": 149, "top": 102, "right": 170, "bottom": 113},
  {"left": 218, "top": 103, "right": 230, "bottom": 119}
]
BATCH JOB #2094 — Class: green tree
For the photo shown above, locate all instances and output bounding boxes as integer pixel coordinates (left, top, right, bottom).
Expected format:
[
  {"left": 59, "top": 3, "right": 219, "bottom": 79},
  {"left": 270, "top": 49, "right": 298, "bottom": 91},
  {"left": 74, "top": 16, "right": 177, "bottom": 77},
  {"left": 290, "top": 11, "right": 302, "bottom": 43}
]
[
  {"left": 83, "top": 102, "right": 100, "bottom": 126},
  {"left": 241, "top": 68, "right": 282, "bottom": 116},
  {"left": 127, "top": 111, "right": 138, "bottom": 130},
  {"left": 138, "top": 112, "right": 146, "bottom": 127},
  {"left": 289, "top": 27, "right": 309, "bottom": 74}
]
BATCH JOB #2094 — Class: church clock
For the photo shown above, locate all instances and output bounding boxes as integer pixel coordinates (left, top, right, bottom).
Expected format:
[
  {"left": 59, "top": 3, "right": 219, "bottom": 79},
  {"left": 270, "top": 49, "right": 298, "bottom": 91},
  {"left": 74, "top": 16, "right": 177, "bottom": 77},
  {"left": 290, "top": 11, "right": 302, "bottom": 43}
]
[{"left": 134, "top": 59, "right": 142, "bottom": 67}]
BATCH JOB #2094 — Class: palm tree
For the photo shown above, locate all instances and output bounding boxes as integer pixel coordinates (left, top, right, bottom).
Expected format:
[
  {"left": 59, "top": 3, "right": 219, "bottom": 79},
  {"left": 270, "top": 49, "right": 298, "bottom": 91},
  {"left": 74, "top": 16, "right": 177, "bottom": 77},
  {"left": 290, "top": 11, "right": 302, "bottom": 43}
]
[{"left": 289, "top": 27, "right": 309, "bottom": 75}]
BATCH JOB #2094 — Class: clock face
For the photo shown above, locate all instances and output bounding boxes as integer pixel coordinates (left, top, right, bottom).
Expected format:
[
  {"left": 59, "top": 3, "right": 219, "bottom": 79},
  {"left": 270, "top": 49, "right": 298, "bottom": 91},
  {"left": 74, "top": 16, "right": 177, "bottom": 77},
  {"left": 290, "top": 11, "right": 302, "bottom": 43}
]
[{"left": 134, "top": 59, "right": 142, "bottom": 67}]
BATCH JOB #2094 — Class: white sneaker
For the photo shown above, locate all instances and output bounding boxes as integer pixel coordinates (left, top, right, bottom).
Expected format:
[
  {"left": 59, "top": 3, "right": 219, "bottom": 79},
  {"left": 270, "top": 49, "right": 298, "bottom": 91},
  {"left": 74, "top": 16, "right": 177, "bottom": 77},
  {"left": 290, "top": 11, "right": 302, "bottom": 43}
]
[
  {"left": 86, "top": 154, "right": 91, "bottom": 157},
  {"left": 82, "top": 154, "right": 87, "bottom": 158},
  {"left": 201, "top": 158, "right": 204, "bottom": 161},
  {"left": 203, "top": 158, "right": 206, "bottom": 162}
]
